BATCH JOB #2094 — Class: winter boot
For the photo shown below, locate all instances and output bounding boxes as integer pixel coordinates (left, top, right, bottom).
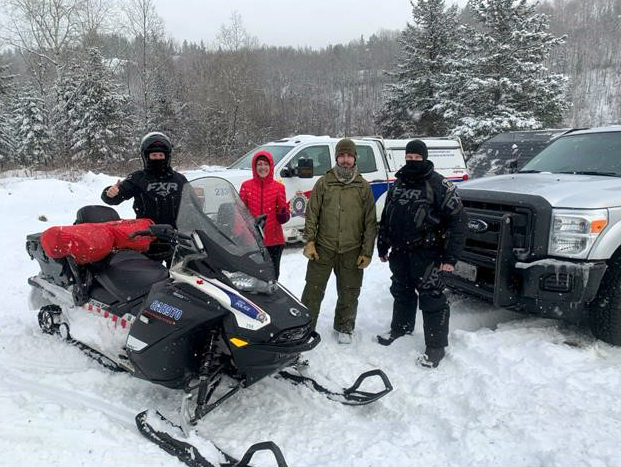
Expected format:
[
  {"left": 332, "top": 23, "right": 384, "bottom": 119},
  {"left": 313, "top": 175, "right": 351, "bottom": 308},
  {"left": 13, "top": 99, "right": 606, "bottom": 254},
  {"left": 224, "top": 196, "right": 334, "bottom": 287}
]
[
  {"left": 336, "top": 331, "right": 353, "bottom": 344},
  {"left": 376, "top": 330, "right": 407, "bottom": 346},
  {"left": 417, "top": 346, "right": 445, "bottom": 368}
]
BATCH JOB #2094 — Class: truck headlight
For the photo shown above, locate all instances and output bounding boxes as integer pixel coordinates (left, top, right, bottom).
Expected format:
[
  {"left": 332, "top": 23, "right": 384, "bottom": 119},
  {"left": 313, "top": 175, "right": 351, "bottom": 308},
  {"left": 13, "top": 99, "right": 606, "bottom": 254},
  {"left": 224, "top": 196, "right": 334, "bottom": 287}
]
[{"left": 548, "top": 209, "right": 608, "bottom": 258}]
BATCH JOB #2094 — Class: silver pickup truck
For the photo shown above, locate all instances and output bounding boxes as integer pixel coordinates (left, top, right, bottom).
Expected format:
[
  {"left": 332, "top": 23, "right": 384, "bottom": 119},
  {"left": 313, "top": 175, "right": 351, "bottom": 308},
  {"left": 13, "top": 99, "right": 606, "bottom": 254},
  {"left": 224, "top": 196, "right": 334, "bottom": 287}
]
[{"left": 446, "top": 126, "right": 621, "bottom": 345}]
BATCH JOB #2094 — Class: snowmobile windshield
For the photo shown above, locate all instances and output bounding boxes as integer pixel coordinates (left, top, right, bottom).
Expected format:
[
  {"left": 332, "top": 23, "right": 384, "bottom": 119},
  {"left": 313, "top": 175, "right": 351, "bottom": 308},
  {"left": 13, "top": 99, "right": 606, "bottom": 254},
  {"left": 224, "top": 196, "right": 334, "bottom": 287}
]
[
  {"left": 174, "top": 176, "right": 274, "bottom": 280},
  {"left": 520, "top": 132, "right": 621, "bottom": 177},
  {"left": 228, "top": 145, "right": 294, "bottom": 170}
]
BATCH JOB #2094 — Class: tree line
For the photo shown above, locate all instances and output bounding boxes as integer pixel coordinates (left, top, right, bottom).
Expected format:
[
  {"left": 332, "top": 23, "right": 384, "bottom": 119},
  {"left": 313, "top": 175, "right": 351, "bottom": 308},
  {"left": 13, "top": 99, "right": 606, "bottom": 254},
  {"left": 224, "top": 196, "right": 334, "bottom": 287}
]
[{"left": 0, "top": 0, "right": 618, "bottom": 172}]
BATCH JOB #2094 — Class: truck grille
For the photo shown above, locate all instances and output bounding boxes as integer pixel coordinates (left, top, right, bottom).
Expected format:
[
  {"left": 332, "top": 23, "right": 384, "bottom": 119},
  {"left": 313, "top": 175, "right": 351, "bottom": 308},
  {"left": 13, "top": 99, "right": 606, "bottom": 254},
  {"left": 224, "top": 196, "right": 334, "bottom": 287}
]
[
  {"left": 447, "top": 190, "right": 552, "bottom": 306},
  {"left": 462, "top": 199, "right": 534, "bottom": 263}
]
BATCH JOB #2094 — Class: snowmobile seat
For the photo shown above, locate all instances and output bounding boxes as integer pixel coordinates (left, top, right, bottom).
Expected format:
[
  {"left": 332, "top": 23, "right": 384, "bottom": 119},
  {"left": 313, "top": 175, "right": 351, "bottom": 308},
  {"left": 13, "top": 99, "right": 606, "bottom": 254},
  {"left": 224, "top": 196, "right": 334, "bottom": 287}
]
[
  {"left": 93, "top": 250, "right": 169, "bottom": 302},
  {"left": 26, "top": 232, "right": 73, "bottom": 287},
  {"left": 74, "top": 205, "right": 120, "bottom": 225}
]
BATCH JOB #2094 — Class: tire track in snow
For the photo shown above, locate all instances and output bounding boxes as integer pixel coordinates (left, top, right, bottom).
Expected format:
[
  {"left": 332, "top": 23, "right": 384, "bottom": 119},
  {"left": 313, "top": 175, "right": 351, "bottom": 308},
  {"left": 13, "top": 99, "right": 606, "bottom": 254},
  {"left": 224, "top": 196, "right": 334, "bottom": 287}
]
[{"left": 0, "top": 364, "right": 138, "bottom": 429}]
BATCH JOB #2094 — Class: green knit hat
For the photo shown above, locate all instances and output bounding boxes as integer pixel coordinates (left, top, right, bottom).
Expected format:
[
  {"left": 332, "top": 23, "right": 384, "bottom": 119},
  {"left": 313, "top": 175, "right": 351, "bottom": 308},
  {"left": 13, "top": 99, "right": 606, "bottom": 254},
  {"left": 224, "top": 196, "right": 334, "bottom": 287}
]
[{"left": 335, "top": 138, "right": 357, "bottom": 160}]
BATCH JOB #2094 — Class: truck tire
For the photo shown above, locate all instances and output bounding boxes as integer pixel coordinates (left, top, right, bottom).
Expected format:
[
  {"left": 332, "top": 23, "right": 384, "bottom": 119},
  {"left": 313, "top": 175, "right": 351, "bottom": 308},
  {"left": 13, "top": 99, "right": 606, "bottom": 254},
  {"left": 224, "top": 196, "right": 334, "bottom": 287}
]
[{"left": 589, "top": 252, "right": 621, "bottom": 345}]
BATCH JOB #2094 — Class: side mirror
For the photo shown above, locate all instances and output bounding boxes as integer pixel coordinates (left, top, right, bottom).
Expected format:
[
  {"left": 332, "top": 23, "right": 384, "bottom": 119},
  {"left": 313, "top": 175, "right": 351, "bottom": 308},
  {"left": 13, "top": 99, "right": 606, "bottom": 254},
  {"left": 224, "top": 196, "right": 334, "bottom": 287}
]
[{"left": 297, "top": 158, "right": 314, "bottom": 179}]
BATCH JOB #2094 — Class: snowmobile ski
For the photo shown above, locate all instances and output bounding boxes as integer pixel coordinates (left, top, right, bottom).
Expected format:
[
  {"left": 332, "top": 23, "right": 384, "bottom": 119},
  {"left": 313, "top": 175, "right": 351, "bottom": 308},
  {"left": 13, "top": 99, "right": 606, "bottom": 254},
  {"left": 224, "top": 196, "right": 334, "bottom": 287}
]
[
  {"left": 277, "top": 368, "right": 393, "bottom": 405},
  {"left": 135, "top": 410, "right": 289, "bottom": 467}
]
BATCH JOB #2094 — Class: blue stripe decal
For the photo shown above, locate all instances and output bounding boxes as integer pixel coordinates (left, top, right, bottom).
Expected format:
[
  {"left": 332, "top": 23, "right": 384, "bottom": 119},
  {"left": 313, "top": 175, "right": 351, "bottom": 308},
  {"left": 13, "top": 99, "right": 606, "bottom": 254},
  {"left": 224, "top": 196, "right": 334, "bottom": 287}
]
[
  {"left": 370, "top": 181, "right": 392, "bottom": 201},
  {"left": 208, "top": 280, "right": 262, "bottom": 320}
]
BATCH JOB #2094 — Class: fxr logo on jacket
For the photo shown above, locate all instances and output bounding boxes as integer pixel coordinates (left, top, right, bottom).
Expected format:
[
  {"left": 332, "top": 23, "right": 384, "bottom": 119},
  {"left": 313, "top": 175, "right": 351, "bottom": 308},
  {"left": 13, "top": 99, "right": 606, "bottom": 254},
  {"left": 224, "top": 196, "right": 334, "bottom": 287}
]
[
  {"left": 393, "top": 186, "right": 424, "bottom": 205},
  {"left": 146, "top": 182, "right": 179, "bottom": 197}
]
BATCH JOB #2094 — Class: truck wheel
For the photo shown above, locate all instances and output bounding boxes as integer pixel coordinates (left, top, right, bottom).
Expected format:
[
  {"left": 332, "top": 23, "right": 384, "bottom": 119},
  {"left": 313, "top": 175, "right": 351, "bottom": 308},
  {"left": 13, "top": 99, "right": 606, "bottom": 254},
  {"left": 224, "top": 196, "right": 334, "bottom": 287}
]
[{"left": 589, "top": 252, "right": 621, "bottom": 345}]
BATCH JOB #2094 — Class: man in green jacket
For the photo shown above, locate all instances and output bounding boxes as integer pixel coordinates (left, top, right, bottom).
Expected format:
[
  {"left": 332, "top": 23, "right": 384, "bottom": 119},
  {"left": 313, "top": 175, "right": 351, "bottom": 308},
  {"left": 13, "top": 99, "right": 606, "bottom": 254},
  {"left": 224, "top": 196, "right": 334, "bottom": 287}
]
[{"left": 301, "top": 138, "right": 377, "bottom": 344}]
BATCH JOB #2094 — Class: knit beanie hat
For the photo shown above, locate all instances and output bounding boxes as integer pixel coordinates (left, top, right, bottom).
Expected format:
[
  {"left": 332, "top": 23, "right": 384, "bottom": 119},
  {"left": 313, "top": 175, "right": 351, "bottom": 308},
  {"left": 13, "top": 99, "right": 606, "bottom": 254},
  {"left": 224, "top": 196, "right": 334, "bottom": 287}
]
[
  {"left": 335, "top": 138, "right": 357, "bottom": 160},
  {"left": 405, "top": 139, "right": 428, "bottom": 161}
]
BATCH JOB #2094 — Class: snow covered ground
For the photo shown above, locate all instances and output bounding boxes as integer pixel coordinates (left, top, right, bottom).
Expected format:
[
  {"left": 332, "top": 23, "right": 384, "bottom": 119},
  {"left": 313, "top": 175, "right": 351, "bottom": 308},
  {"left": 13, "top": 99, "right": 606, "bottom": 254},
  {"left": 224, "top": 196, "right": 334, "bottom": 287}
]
[{"left": 1, "top": 170, "right": 620, "bottom": 467}]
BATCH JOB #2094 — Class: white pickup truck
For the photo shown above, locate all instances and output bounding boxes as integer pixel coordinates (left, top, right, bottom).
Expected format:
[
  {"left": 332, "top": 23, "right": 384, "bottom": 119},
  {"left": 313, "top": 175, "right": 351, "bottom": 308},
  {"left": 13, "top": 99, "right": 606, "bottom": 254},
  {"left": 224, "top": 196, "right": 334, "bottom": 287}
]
[
  {"left": 214, "top": 135, "right": 469, "bottom": 243},
  {"left": 445, "top": 126, "right": 621, "bottom": 345}
]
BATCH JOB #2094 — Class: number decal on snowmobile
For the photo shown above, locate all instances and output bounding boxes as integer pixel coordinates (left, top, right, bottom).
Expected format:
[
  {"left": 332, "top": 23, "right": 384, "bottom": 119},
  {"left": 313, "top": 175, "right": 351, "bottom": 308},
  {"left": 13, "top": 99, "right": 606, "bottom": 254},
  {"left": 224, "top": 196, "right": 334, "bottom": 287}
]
[{"left": 149, "top": 300, "right": 183, "bottom": 321}]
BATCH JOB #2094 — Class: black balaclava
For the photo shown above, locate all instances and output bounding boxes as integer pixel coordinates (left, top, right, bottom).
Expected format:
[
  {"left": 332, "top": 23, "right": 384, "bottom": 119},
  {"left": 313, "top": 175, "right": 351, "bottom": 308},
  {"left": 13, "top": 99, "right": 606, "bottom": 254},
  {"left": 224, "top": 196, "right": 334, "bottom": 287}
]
[
  {"left": 403, "top": 139, "right": 429, "bottom": 176},
  {"left": 144, "top": 141, "right": 170, "bottom": 175}
]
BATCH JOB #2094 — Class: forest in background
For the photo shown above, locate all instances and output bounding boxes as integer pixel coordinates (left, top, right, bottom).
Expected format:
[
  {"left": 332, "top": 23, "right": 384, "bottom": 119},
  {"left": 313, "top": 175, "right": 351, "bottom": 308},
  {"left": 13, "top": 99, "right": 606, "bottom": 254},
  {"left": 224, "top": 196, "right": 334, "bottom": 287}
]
[{"left": 0, "top": 0, "right": 619, "bottom": 173}]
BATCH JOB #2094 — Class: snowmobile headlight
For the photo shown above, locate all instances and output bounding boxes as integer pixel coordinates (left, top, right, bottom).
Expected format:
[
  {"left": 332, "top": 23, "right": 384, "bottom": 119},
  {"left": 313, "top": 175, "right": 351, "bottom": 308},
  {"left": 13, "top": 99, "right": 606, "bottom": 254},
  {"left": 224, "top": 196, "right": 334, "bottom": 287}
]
[
  {"left": 222, "top": 270, "right": 277, "bottom": 294},
  {"left": 548, "top": 209, "right": 608, "bottom": 259}
]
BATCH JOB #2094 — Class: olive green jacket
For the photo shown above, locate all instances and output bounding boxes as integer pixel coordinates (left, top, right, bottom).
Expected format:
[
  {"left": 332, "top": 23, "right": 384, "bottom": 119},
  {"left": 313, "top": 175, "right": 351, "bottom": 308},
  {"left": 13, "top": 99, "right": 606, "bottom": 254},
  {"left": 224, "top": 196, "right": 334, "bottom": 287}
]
[{"left": 303, "top": 169, "right": 377, "bottom": 256}]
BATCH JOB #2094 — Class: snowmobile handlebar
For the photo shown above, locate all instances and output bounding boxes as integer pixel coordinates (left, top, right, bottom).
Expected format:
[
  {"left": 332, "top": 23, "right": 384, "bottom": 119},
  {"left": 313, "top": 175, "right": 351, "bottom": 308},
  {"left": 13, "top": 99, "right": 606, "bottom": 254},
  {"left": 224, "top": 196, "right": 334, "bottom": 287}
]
[
  {"left": 129, "top": 224, "right": 192, "bottom": 242},
  {"left": 254, "top": 214, "right": 267, "bottom": 230}
]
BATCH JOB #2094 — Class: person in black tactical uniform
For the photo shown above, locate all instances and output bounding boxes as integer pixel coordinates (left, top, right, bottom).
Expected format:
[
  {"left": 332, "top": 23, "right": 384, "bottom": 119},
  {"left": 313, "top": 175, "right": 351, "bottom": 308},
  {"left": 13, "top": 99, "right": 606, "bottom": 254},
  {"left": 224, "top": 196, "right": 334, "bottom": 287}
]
[
  {"left": 376, "top": 139, "right": 466, "bottom": 368},
  {"left": 101, "top": 132, "right": 188, "bottom": 265}
]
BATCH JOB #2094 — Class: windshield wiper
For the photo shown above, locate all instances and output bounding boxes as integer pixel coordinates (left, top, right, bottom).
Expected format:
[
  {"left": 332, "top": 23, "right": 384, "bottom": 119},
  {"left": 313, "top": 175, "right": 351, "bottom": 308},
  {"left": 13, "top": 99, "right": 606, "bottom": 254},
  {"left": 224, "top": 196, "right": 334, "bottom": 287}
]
[
  {"left": 517, "top": 169, "right": 541, "bottom": 173},
  {"left": 557, "top": 171, "right": 619, "bottom": 177}
]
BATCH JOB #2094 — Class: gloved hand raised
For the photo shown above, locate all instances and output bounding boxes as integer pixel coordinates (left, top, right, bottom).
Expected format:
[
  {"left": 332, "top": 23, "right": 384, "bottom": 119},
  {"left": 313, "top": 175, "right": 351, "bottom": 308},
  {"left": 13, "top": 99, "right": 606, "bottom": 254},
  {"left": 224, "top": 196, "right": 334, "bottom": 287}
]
[
  {"left": 357, "top": 255, "right": 371, "bottom": 269},
  {"left": 303, "top": 241, "right": 319, "bottom": 261}
]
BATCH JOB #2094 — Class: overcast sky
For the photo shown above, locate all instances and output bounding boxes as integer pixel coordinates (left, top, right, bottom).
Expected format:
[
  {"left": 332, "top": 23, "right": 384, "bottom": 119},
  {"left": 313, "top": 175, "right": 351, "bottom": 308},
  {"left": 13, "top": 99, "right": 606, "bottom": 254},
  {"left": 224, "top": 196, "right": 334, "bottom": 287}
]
[{"left": 154, "top": 0, "right": 466, "bottom": 50}]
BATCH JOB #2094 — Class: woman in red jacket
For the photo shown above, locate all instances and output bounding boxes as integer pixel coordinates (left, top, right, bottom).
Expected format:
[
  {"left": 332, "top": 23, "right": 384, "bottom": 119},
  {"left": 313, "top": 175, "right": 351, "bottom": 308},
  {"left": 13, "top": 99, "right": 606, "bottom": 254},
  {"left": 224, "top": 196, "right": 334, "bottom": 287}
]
[{"left": 239, "top": 151, "right": 290, "bottom": 279}]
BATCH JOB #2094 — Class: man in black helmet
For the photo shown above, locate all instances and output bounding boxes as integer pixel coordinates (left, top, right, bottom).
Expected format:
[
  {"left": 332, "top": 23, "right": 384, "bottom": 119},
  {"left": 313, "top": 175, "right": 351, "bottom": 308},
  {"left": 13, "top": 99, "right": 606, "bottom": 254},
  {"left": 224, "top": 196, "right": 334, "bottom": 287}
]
[
  {"left": 101, "top": 132, "right": 188, "bottom": 229},
  {"left": 376, "top": 139, "right": 466, "bottom": 368}
]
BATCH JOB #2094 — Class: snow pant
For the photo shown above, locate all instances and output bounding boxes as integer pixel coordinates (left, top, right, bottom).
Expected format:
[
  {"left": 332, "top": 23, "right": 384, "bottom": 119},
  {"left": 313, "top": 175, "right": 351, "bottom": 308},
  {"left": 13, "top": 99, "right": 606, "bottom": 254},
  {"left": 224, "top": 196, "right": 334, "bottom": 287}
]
[
  {"left": 388, "top": 248, "right": 449, "bottom": 348},
  {"left": 301, "top": 244, "right": 363, "bottom": 334},
  {"left": 266, "top": 244, "right": 284, "bottom": 280}
]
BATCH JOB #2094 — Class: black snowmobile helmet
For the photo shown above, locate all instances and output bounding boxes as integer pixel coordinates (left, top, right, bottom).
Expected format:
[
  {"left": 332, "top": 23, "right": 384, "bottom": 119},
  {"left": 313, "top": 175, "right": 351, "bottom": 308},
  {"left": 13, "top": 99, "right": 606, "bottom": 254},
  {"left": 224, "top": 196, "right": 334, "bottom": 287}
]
[{"left": 140, "top": 132, "right": 172, "bottom": 172}]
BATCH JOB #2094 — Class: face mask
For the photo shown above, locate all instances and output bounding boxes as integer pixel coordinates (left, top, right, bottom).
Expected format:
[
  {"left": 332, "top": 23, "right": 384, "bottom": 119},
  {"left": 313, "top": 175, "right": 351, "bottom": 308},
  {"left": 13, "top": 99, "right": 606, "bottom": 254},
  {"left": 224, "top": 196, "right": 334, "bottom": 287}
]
[
  {"left": 334, "top": 164, "right": 357, "bottom": 184},
  {"left": 146, "top": 158, "right": 169, "bottom": 174},
  {"left": 405, "top": 160, "right": 426, "bottom": 169}
]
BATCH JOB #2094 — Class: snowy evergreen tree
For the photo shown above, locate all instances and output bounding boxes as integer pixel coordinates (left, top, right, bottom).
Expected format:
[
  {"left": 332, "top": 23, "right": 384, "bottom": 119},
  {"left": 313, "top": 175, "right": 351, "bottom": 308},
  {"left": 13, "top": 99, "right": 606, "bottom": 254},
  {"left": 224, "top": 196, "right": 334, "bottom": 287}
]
[
  {"left": 53, "top": 63, "right": 82, "bottom": 165},
  {"left": 375, "top": 0, "right": 460, "bottom": 137},
  {"left": 0, "top": 62, "right": 16, "bottom": 166},
  {"left": 61, "top": 49, "right": 134, "bottom": 168},
  {"left": 146, "top": 59, "right": 185, "bottom": 157},
  {"left": 12, "top": 85, "right": 52, "bottom": 166},
  {"left": 450, "top": 0, "right": 569, "bottom": 150}
]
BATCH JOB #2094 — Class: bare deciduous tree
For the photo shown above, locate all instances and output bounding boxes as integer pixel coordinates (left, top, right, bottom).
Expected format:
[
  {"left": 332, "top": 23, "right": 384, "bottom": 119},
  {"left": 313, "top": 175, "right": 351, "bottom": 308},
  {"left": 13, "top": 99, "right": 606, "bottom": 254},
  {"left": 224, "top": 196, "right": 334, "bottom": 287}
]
[{"left": 216, "top": 11, "right": 258, "bottom": 52}]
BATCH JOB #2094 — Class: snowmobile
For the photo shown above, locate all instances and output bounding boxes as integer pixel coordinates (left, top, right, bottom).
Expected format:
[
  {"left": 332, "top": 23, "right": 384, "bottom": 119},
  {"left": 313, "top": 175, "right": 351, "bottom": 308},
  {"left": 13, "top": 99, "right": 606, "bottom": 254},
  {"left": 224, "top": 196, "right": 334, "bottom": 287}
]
[{"left": 26, "top": 176, "right": 392, "bottom": 467}]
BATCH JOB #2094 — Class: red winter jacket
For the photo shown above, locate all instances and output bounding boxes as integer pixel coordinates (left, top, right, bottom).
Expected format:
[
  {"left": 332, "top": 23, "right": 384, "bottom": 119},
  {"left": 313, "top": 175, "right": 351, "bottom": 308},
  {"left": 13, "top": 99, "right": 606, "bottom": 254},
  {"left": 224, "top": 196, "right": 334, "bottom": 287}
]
[{"left": 239, "top": 151, "right": 290, "bottom": 246}]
